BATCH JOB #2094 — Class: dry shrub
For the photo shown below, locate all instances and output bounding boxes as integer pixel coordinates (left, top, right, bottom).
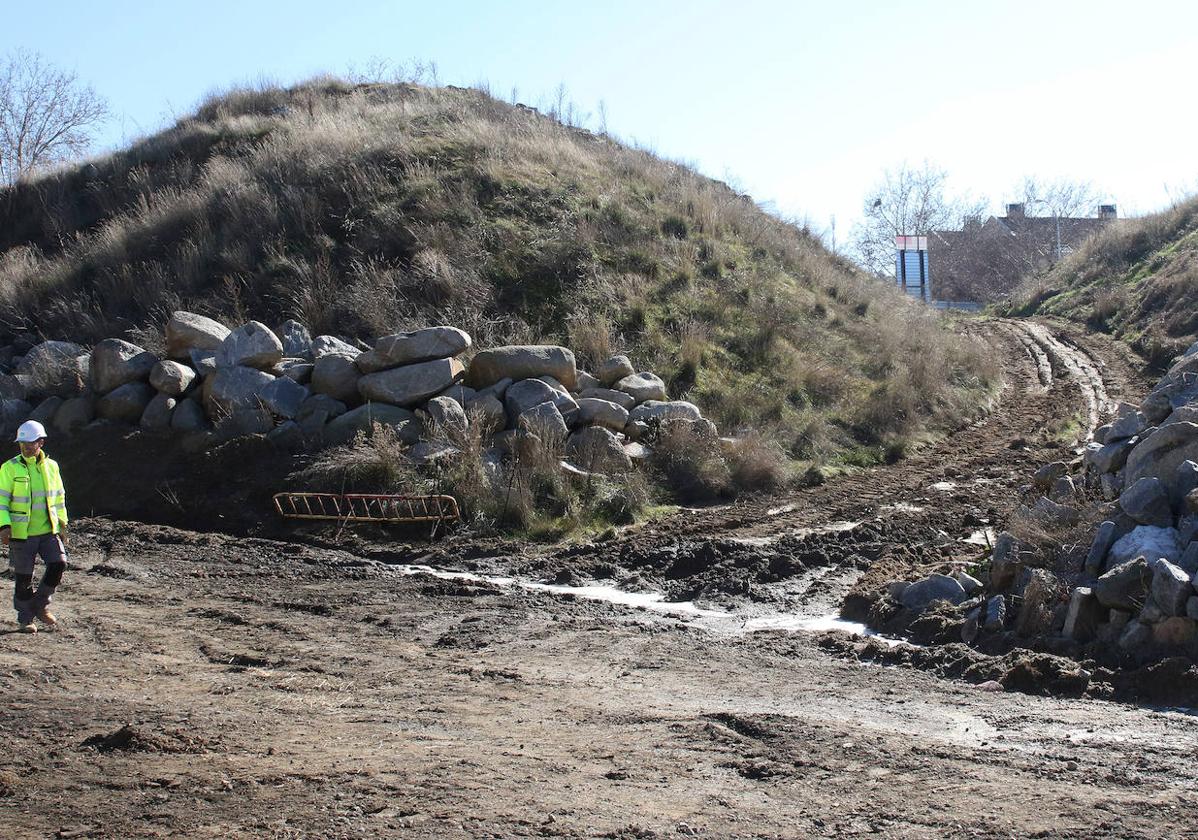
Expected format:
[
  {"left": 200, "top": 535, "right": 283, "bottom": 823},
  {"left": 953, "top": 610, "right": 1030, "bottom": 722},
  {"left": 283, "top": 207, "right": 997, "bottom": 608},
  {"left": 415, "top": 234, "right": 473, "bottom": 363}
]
[
  {"left": 567, "top": 310, "right": 616, "bottom": 371},
  {"left": 651, "top": 419, "right": 731, "bottom": 501},
  {"left": 295, "top": 424, "right": 420, "bottom": 494},
  {"left": 725, "top": 431, "right": 790, "bottom": 492}
]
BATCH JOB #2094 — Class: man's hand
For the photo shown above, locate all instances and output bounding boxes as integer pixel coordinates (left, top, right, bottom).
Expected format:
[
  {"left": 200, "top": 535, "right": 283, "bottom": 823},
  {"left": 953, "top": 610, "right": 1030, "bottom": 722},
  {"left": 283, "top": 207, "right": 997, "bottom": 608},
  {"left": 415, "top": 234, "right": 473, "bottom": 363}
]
[
  {"left": 58, "top": 528, "right": 68, "bottom": 548},
  {"left": 1, "top": 527, "right": 9, "bottom": 546}
]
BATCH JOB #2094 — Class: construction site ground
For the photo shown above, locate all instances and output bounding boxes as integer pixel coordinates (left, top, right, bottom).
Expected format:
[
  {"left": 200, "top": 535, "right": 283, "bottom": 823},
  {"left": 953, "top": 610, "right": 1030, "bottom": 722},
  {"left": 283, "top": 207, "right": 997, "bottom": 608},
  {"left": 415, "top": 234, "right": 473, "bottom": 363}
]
[{"left": 4, "top": 318, "right": 1198, "bottom": 839}]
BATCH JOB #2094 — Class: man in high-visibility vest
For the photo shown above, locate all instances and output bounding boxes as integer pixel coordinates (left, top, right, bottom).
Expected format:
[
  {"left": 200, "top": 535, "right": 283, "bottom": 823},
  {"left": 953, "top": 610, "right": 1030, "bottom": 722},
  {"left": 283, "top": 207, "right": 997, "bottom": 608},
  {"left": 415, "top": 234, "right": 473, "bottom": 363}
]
[{"left": 1, "top": 420, "right": 69, "bottom": 633}]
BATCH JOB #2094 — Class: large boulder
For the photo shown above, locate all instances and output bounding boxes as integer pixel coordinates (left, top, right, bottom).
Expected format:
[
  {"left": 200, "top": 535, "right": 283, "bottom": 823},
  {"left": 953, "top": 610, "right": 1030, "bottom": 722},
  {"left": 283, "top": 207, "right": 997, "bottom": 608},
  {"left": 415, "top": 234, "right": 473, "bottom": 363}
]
[
  {"left": 1085, "top": 436, "right": 1138, "bottom": 474},
  {"left": 277, "top": 359, "right": 314, "bottom": 384},
  {"left": 355, "top": 327, "right": 471, "bottom": 373},
  {"left": 566, "top": 426, "right": 632, "bottom": 473},
  {"left": 312, "top": 335, "right": 360, "bottom": 359},
  {"left": 165, "top": 311, "right": 230, "bottom": 359},
  {"left": 575, "top": 398, "right": 630, "bottom": 433},
  {"left": 900, "top": 574, "right": 968, "bottom": 611},
  {"left": 16, "top": 341, "right": 89, "bottom": 398},
  {"left": 1173, "top": 461, "right": 1198, "bottom": 512},
  {"left": 596, "top": 355, "right": 635, "bottom": 387},
  {"left": 1119, "top": 477, "right": 1174, "bottom": 527},
  {"left": 358, "top": 357, "right": 465, "bottom": 407},
  {"left": 149, "top": 360, "right": 197, "bottom": 396},
  {"left": 629, "top": 400, "right": 703, "bottom": 425},
  {"left": 1124, "top": 421, "right": 1198, "bottom": 498},
  {"left": 188, "top": 349, "right": 218, "bottom": 379},
  {"left": 52, "top": 396, "right": 94, "bottom": 435},
  {"left": 277, "top": 320, "right": 313, "bottom": 359},
  {"left": 90, "top": 339, "right": 157, "bottom": 394},
  {"left": 466, "top": 345, "right": 577, "bottom": 391},
  {"left": 140, "top": 393, "right": 176, "bottom": 430},
  {"left": 0, "top": 372, "right": 27, "bottom": 402},
  {"left": 518, "top": 401, "right": 569, "bottom": 442},
  {"left": 310, "top": 352, "right": 362, "bottom": 404},
  {"left": 216, "top": 321, "right": 284, "bottom": 370},
  {"left": 579, "top": 387, "right": 636, "bottom": 410},
  {"left": 170, "top": 397, "right": 207, "bottom": 432},
  {"left": 324, "top": 403, "right": 420, "bottom": 446},
  {"left": 1062, "top": 587, "right": 1105, "bottom": 642},
  {"left": 95, "top": 382, "right": 154, "bottom": 424},
  {"left": 28, "top": 397, "right": 62, "bottom": 426},
  {"left": 465, "top": 393, "right": 506, "bottom": 434},
  {"left": 1150, "top": 558, "right": 1193, "bottom": 617},
  {"left": 258, "top": 376, "right": 309, "bottom": 419},
  {"left": 1032, "top": 461, "right": 1069, "bottom": 490},
  {"left": 614, "top": 372, "right": 667, "bottom": 404},
  {"left": 1083, "top": 520, "right": 1119, "bottom": 576},
  {"left": 1093, "top": 557, "right": 1152, "bottom": 611},
  {"left": 1108, "top": 408, "right": 1148, "bottom": 441},
  {"left": 422, "top": 395, "right": 469, "bottom": 440},
  {"left": 1108, "top": 525, "right": 1184, "bottom": 568},
  {"left": 203, "top": 366, "right": 275, "bottom": 418}
]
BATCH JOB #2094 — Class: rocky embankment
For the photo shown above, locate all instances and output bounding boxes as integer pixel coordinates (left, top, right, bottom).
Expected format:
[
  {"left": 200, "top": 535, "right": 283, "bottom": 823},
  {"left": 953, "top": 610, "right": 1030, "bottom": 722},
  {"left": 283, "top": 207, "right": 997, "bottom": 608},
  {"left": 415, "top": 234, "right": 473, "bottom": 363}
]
[
  {"left": 0, "top": 313, "right": 717, "bottom": 476},
  {"left": 865, "top": 336, "right": 1198, "bottom": 679}
]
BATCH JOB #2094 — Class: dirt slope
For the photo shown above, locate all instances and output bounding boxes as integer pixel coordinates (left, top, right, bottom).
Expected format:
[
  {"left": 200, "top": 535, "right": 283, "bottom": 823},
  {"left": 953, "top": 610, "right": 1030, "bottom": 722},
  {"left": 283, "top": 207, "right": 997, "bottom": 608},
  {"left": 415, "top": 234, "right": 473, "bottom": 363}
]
[{"left": 3, "top": 317, "right": 1185, "bottom": 840}]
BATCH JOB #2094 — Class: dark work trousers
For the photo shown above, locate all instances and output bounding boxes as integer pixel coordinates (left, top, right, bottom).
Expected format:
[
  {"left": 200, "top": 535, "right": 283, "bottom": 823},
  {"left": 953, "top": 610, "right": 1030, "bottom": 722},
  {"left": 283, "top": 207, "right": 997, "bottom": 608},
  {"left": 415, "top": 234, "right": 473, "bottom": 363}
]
[{"left": 9, "top": 533, "right": 67, "bottom": 626}]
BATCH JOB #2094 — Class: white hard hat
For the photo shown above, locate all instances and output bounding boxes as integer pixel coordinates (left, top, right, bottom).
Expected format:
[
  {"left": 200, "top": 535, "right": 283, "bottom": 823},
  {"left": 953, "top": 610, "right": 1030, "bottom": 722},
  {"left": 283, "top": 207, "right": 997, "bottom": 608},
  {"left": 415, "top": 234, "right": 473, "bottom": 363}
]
[{"left": 15, "top": 420, "right": 47, "bottom": 443}]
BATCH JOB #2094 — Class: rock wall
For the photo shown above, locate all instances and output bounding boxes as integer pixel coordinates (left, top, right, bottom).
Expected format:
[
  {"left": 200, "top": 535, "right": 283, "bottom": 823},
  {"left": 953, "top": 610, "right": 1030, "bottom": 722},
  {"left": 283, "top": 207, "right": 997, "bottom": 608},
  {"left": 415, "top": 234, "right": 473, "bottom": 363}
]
[{"left": 0, "top": 313, "right": 716, "bottom": 477}]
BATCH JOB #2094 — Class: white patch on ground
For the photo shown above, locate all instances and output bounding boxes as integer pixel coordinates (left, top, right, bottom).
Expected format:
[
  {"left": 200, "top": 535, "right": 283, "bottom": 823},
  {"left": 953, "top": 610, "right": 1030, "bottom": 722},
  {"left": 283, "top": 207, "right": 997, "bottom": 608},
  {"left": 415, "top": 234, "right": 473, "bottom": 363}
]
[
  {"left": 930, "top": 482, "right": 957, "bottom": 491},
  {"left": 962, "top": 528, "right": 996, "bottom": 547}
]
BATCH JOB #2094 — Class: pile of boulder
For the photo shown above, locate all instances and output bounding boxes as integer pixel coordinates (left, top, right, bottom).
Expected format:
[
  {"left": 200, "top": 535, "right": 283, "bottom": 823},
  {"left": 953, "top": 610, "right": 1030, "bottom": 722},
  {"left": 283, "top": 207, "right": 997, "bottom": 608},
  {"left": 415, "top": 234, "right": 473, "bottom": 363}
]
[
  {"left": 0, "top": 312, "right": 715, "bottom": 475},
  {"left": 883, "top": 338, "right": 1198, "bottom": 661}
]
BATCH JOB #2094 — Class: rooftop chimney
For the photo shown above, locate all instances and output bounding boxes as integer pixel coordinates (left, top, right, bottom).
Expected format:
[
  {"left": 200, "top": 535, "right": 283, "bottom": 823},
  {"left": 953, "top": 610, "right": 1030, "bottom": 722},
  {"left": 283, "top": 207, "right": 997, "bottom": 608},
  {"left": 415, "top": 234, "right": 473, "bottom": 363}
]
[
  {"left": 1099, "top": 204, "right": 1118, "bottom": 220},
  {"left": 1005, "top": 203, "right": 1025, "bottom": 219}
]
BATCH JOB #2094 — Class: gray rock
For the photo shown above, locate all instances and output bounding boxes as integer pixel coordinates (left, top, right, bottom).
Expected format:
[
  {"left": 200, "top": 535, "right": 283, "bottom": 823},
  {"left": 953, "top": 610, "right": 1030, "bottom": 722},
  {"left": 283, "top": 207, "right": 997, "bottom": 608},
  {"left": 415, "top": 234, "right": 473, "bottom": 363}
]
[
  {"left": 476, "top": 378, "right": 513, "bottom": 400},
  {"left": 52, "top": 396, "right": 94, "bottom": 435},
  {"left": 203, "top": 366, "right": 275, "bottom": 419},
  {"left": 1108, "top": 408, "right": 1148, "bottom": 441},
  {"left": 358, "top": 357, "right": 465, "bottom": 407},
  {"left": 1173, "top": 460, "right": 1198, "bottom": 512},
  {"left": 277, "top": 320, "right": 313, "bottom": 359},
  {"left": 624, "top": 441, "right": 651, "bottom": 461},
  {"left": 505, "top": 378, "right": 561, "bottom": 420},
  {"left": 140, "top": 392, "right": 176, "bottom": 430},
  {"left": 1049, "top": 475, "right": 1076, "bottom": 503},
  {"left": 629, "top": 400, "right": 703, "bottom": 425},
  {"left": 518, "top": 401, "right": 568, "bottom": 442},
  {"left": 297, "top": 394, "right": 347, "bottom": 423},
  {"left": 1093, "top": 557, "right": 1151, "bottom": 611},
  {"left": 310, "top": 352, "right": 362, "bottom": 404},
  {"left": 170, "top": 397, "right": 207, "bottom": 432},
  {"left": 1033, "top": 461, "right": 1069, "bottom": 490},
  {"left": 1087, "top": 437, "right": 1137, "bottom": 474},
  {"left": 1100, "top": 472, "right": 1124, "bottom": 501},
  {"left": 423, "top": 395, "right": 469, "bottom": 439},
  {"left": 1109, "top": 525, "right": 1184, "bottom": 568},
  {"left": 277, "top": 359, "right": 314, "bottom": 384},
  {"left": 576, "top": 371, "right": 601, "bottom": 392},
  {"left": 1119, "top": 477, "right": 1174, "bottom": 527},
  {"left": 29, "top": 396, "right": 63, "bottom": 426},
  {"left": 464, "top": 394, "right": 506, "bottom": 434},
  {"left": 325, "top": 403, "right": 420, "bottom": 446},
  {"left": 1118, "top": 619, "right": 1152, "bottom": 651},
  {"left": 982, "top": 595, "right": 1006, "bottom": 632},
  {"left": 1140, "top": 391, "right": 1174, "bottom": 425},
  {"left": 188, "top": 349, "right": 218, "bottom": 379},
  {"left": 1125, "top": 422, "right": 1198, "bottom": 497},
  {"left": 624, "top": 420, "right": 650, "bottom": 442},
  {"left": 90, "top": 339, "right": 157, "bottom": 394},
  {"left": 900, "top": 574, "right": 968, "bottom": 611},
  {"left": 95, "top": 382, "right": 154, "bottom": 424},
  {"left": 1179, "top": 515, "right": 1198, "bottom": 546},
  {"left": 1187, "top": 596, "right": 1198, "bottom": 621},
  {"left": 217, "top": 321, "right": 283, "bottom": 370},
  {"left": 886, "top": 581, "right": 911, "bottom": 600},
  {"left": 1063, "top": 587, "right": 1105, "bottom": 642},
  {"left": 222, "top": 407, "right": 274, "bottom": 437},
  {"left": 953, "top": 571, "right": 982, "bottom": 597},
  {"left": 150, "top": 360, "right": 196, "bottom": 396},
  {"left": 1093, "top": 423, "right": 1112, "bottom": 445},
  {"left": 1150, "top": 558, "right": 1192, "bottom": 616},
  {"left": 1083, "top": 520, "right": 1119, "bottom": 576},
  {"left": 0, "top": 398, "right": 31, "bottom": 435},
  {"left": 0, "top": 372, "right": 27, "bottom": 401},
  {"left": 989, "top": 532, "right": 1020, "bottom": 591},
  {"left": 16, "top": 341, "right": 89, "bottom": 398},
  {"left": 566, "top": 426, "right": 632, "bottom": 473},
  {"left": 1162, "top": 405, "right": 1198, "bottom": 428},
  {"left": 165, "top": 311, "right": 229, "bottom": 359},
  {"left": 311, "top": 335, "right": 359, "bottom": 359},
  {"left": 615, "top": 371, "right": 667, "bottom": 404},
  {"left": 1030, "top": 496, "right": 1080, "bottom": 528},
  {"left": 1152, "top": 615, "right": 1198, "bottom": 648},
  {"left": 355, "top": 326, "right": 471, "bottom": 373},
  {"left": 576, "top": 398, "right": 630, "bottom": 432},
  {"left": 1190, "top": 489, "right": 1198, "bottom": 515},
  {"left": 1179, "top": 541, "right": 1198, "bottom": 575},
  {"left": 467, "top": 345, "right": 578, "bottom": 390},
  {"left": 596, "top": 355, "right": 635, "bottom": 387},
  {"left": 267, "top": 420, "right": 305, "bottom": 450},
  {"left": 436, "top": 383, "right": 478, "bottom": 405},
  {"left": 579, "top": 387, "right": 637, "bottom": 410},
  {"left": 258, "top": 376, "right": 309, "bottom": 419},
  {"left": 408, "top": 440, "right": 460, "bottom": 467}
]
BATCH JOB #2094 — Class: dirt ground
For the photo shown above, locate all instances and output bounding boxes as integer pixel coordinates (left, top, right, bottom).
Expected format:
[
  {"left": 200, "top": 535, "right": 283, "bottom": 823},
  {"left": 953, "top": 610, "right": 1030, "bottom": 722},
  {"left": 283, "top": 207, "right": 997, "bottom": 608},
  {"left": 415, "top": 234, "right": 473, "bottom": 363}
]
[{"left": 4, "top": 317, "right": 1197, "bottom": 840}]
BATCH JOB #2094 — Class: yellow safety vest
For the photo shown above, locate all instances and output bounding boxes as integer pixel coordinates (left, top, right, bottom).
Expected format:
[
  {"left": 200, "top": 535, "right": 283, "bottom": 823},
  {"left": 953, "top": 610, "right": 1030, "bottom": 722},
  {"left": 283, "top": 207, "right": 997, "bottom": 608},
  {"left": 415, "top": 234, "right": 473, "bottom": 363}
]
[{"left": 0, "top": 452, "right": 68, "bottom": 539}]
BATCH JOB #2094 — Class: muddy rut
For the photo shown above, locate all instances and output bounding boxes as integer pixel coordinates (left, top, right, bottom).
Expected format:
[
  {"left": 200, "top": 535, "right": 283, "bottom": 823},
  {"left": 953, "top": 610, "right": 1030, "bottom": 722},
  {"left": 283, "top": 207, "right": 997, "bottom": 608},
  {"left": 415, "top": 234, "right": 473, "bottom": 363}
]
[{"left": 5, "top": 317, "right": 1196, "bottom": 840}]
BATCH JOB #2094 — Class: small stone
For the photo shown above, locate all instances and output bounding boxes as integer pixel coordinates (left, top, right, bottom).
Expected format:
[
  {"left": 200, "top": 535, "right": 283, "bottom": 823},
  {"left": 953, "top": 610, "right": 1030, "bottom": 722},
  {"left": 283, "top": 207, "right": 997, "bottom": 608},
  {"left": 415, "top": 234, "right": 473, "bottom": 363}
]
[
  {"left": 1062, "top": 587, "right": 1105, "bottom": 642},
  {"left": 1093, "top": 557, "right": 1151, "bottom": 611},
  {"left": 1083, "top": 521, "right": 1118, "bottom": 577},
  {"left": 900, "top": 574, "right": 968, "bottom": 611},
  {"left": 1032, "top": 461, "right": 1068, "bottom": 490},
  {"left": 596, "top": 355, "right": 635, "bottom": 387},
  {"left": 150, "top": 360, "right": 196, "bottom": 396},
  {"left": 614, "top": 372, "right": 668, "bottom": 404},
  {"left": 955, "top": 571, "right": 983, "bottom": 597}
]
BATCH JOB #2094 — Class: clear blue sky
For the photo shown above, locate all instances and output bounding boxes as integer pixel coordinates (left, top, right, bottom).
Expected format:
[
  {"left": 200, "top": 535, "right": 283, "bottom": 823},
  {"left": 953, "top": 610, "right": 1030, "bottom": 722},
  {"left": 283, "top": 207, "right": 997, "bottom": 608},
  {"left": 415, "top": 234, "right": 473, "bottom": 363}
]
[{"left": 7, "top": 0, "right": 1198, "bottom": 244}]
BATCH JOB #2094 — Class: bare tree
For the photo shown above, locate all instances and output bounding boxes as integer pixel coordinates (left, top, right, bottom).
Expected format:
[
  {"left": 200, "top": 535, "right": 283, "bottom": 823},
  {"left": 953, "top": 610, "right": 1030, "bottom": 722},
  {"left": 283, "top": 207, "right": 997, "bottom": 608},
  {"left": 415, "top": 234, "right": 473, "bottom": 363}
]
[
  {"left": 0, "top": 50, "right": 108, "bottom": 184},
  {"left": 851, "top": 161, "right": 985, "bottom": 276},
  {"left": 1014, "top": 175, "right": 1101, "bottom": 219}
]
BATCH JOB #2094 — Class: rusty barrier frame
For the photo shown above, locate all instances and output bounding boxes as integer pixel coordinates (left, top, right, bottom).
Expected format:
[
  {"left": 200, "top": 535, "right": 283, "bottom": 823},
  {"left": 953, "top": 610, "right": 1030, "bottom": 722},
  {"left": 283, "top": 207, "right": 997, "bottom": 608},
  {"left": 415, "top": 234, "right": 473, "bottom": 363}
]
[{"left": 272, "top": 492, "right": 460, "bottom": 526}]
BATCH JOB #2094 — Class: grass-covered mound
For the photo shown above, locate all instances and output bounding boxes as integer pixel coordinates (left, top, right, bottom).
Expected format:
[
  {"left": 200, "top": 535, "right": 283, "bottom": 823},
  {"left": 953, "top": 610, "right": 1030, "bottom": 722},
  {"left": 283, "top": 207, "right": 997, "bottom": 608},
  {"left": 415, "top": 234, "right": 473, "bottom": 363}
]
[
  {"left": 1010, "top": 195, "right": 1198, "bottom": 367},
  {"left": 0, "top": 79, "right": 996, "bottom": 467}
]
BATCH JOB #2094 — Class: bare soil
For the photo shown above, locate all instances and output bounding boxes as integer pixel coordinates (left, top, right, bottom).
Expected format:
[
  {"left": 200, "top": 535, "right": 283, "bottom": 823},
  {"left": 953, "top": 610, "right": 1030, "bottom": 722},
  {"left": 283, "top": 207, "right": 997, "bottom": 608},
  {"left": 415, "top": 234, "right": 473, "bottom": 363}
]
[{"left": 5, "top": 318, "right": 1196, "bottom": 840}]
